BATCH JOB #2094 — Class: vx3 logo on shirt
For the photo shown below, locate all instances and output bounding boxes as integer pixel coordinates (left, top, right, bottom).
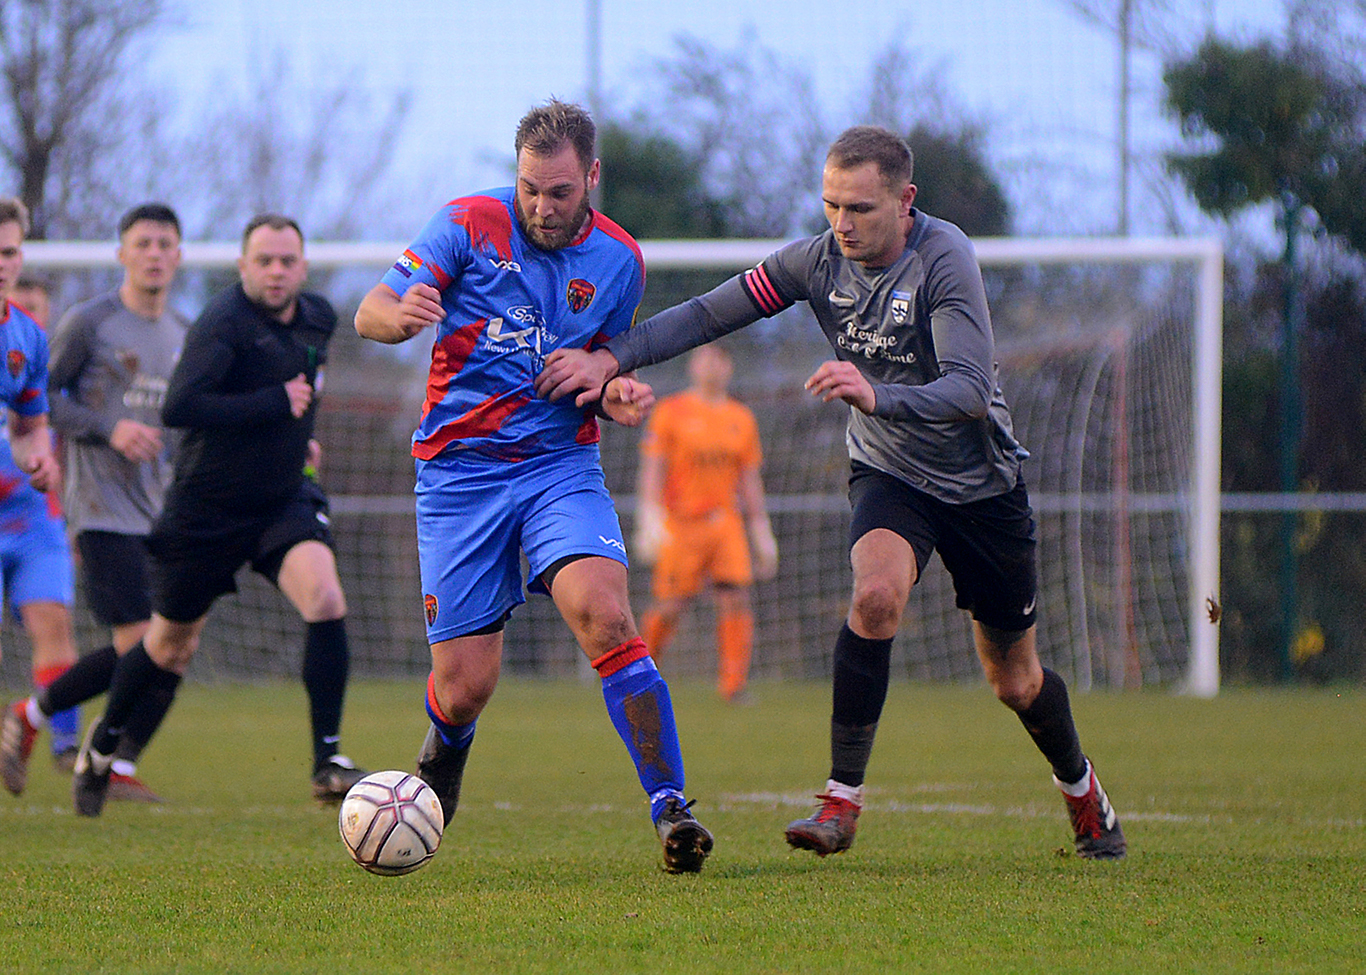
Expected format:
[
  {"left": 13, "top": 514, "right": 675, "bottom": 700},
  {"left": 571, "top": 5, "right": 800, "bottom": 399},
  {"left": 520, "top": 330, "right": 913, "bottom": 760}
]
[{"left": 600, "top": 535, "right": 626, "bottom": 553}]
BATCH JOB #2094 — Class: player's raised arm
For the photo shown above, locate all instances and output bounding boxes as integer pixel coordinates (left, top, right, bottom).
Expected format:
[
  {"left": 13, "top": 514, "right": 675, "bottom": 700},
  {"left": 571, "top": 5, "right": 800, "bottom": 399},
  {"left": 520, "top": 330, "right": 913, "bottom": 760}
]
[{"left": 354, "top": 282, "right": 444, "bottom": 345}]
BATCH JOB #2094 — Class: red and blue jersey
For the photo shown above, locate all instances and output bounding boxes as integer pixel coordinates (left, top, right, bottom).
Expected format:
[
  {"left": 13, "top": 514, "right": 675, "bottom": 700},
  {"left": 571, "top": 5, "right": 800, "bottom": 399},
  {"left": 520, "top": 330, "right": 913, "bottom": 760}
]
[
  {"left": 0, "top": 300, "right": 49, "bottom": 419},
  {"left": 381, "top": 187, "right": 645, "bottom": 462},
  {"left": 0, "top": 300, "right": 56, "bottom": 533}
]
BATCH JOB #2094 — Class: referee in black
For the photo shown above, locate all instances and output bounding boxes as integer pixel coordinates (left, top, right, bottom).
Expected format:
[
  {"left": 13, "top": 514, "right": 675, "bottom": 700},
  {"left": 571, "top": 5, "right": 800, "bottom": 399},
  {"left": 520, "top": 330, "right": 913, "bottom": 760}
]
[{"left": 73, "top": 214, "right": 367, "bottom": 816}]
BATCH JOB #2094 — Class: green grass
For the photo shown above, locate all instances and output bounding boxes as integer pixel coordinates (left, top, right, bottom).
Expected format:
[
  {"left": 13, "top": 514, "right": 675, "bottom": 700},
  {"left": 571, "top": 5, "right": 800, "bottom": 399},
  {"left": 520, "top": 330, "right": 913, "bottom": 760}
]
[{"left": 2, "top": 678, "right": 1364, "bottom": 974}]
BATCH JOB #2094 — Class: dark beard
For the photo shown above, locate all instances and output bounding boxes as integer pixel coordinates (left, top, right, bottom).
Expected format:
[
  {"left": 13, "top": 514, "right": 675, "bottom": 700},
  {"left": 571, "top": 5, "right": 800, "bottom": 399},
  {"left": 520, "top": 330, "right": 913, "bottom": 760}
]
[{"left": 514, "top": 194, "right": 592, "bottom": 251}]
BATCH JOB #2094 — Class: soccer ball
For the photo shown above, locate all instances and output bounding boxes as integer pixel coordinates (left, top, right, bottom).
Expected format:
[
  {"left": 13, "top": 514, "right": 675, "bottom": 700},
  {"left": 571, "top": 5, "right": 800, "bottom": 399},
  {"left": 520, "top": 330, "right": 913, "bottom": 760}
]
[{"left": 338, "top": 770, "right": 443, "bottom": 876}]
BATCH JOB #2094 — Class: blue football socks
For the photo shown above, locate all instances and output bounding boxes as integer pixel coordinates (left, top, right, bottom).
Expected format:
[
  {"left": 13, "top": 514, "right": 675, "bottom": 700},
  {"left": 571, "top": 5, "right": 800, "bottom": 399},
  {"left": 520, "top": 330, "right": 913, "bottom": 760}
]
[{"left": 599, "top": 654, "right": 686, "bottom": 822}]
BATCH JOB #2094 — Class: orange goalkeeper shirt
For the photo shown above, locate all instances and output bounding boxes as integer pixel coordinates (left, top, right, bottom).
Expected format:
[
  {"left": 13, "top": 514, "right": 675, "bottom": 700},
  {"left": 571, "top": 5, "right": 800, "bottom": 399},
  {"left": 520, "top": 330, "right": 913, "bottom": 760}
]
[{"left": 641, "top": 390, "right": 761, "bottom": 520}]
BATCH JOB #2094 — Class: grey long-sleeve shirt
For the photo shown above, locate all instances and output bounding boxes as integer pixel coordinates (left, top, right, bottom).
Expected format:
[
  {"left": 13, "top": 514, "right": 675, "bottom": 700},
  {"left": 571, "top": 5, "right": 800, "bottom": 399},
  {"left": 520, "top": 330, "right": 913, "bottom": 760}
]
[
  {"left": 605, "top": 210, "right": 1027, "bottom": 504},
  {"left": 48, "top": 292, "right": 187, "bottom": 534}
]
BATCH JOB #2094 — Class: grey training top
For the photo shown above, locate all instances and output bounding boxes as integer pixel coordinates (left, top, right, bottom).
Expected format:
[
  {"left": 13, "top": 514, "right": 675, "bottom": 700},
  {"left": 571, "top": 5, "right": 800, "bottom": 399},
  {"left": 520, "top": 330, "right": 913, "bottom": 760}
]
[
  {"left": 604, "top": 210, "right": 1028, "bottom": 504},
  {"left": 48, "top": 291, "right": 188, "bottom": 534}
]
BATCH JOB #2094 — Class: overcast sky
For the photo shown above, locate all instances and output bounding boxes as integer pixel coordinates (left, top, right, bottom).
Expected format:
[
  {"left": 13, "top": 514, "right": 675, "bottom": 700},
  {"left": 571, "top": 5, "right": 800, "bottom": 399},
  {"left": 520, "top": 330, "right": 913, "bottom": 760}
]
[{"left": 148, "top": 0, "right": 1294, "bottom": 237}]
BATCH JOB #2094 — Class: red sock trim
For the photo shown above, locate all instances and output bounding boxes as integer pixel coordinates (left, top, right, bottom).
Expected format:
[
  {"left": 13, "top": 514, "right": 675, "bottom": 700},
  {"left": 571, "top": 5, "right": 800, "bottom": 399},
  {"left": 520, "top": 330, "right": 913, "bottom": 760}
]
[
  {"left": 590, "top": 637, "right": 650, "bottom": 678},
  {"left": 426, "top": 671, "right": 458, "bottom": 726},
  {"left": 33, "top": 664, "right": 70, "bottom": 689}
]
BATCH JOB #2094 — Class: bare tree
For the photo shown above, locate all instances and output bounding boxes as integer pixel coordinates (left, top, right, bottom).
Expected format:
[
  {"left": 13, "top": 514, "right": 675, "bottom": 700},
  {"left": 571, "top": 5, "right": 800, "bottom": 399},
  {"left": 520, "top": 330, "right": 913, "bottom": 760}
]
[
  {"left": 0, "top": 0, "right": 171, "bottom": 237},
  {"left": 1061, "top": 0, "right": 1195, "bottom": 235},
  {"left": 860, "top": 42, "right": 957, "bottom": 137},
  {"left": 649, "top": 33, "right": 827, "bottom": 237},
  {"left": 179, "top": 53, "right": 412, "bottom": 241}
]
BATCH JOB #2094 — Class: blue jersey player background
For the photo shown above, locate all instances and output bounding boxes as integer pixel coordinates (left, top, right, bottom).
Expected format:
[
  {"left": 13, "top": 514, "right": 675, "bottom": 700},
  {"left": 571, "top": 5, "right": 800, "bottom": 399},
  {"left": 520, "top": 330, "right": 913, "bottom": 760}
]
[
  {"left": 0, "top": 274, "right": 82, "bottom": 783},
  {"left": 355, "top": 99, "right": 713, "bottom": 874},
  {"left": 0, "top": 199, "right": 73, "bottom": 795}
]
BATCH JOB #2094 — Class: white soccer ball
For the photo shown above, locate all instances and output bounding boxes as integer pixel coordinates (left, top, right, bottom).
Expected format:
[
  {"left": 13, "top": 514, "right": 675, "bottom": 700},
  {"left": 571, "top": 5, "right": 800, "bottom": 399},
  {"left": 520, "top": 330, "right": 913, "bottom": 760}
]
[{"left": 338, "top": 770, "right": 443, "bottom": 876}]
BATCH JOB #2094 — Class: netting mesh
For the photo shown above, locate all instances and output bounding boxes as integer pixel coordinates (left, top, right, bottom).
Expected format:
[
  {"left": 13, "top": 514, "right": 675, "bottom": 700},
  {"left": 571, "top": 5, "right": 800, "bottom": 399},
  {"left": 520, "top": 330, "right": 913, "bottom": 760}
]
[{"left": 0, "top": 249, "right": 1202, "bottom": 692}]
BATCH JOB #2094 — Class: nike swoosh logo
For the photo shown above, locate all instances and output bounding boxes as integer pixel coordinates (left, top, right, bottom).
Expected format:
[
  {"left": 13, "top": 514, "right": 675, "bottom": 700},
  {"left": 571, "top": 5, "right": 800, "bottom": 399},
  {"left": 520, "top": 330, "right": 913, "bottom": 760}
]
[
  {"left": 828, "top": 290, "right": 855, "bottom": 307},
  {"left": 1022, "top": 598, "right": 1036, "bottom": 616}
]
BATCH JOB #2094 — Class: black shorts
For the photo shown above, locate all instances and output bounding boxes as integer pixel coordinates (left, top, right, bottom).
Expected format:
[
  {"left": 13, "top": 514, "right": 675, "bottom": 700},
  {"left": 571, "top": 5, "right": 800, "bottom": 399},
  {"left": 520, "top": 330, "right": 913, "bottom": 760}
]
[
  {"left": 75, "top": 531, "right": 153, "bottom": 627},
  {"left": 146, "top": 479, "right": 335, "bottom": 623},
  {"left": 848, "top": 462, "right": 1038, "bottom": 632}
]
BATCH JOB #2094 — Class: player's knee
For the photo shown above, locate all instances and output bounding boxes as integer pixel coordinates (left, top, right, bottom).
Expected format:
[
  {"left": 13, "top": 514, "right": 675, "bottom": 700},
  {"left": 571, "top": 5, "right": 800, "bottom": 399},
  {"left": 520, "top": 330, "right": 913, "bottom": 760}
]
[
  {"left": 431, "top": 664, "right": 497, "bottom": 720},
  {"left": 296, "top": 581, "right": 347, "bottom": 622},
  {"left": 149, "top": 633, "right": 198, "bottom": 673},
  {"left": 581, "top": 611, "right": 636, "bottom": 655},
  {"left": 990, "top": 670, "right": 1043, "bottom": 712},
  {"left": 849, "top": 581, "right": 904, "bottom": 638},
  {"left": 558, "top": 586, "right": 634, "bottom": 650},
  {"left": 310, "top": 585, "right": 347, "bottom": 622}
]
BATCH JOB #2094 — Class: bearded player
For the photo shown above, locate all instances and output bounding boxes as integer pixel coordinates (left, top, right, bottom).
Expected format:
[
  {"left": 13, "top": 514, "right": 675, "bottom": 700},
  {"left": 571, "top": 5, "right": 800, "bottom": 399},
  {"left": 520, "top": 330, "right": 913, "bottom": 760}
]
[{"left": 355, "top": 99, "right": 713, "bottom": 874}]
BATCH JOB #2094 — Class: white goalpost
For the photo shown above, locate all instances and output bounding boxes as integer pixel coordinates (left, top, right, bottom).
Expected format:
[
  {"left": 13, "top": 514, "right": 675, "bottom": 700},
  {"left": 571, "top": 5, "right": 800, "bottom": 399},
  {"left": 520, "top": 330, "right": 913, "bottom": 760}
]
[{"left": 19, "top": 235, "right": 1222, "bottom": 696}]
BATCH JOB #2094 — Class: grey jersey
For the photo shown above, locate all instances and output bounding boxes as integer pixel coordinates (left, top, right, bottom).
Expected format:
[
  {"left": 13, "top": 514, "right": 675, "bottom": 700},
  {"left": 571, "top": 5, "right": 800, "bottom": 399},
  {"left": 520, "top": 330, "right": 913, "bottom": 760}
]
[
  {"left": 605, "top": 210, "right": 1027, "bottom": 504},
  {"left": 48, "top": 291, "right": 188, "bottom": 534}
]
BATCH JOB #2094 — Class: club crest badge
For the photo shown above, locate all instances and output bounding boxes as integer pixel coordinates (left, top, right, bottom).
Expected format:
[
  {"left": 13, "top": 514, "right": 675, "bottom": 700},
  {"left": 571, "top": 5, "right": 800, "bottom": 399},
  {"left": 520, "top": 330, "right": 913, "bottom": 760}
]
[
  {"left": 6, "top": 349, "right": 23, "bottom": 378},
  {"left": 890, "top": 291, "right": 911, "bottom": 326},
  {"left": 566, "top": 278, "right": 595, "bottom": 313},
  {"left": 424, "top": 593, "right": 439, "bottom": 627}
]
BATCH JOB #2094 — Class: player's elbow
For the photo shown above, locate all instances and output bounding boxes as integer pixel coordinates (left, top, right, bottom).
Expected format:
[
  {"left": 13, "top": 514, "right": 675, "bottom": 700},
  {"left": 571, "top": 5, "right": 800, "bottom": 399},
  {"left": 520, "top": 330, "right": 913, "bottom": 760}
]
[
  {"left": 354, "top": 287, "right": 402, "bottom": 343},
  {"left": 943, "top": 369, "right": 993, "bottom": 419}
]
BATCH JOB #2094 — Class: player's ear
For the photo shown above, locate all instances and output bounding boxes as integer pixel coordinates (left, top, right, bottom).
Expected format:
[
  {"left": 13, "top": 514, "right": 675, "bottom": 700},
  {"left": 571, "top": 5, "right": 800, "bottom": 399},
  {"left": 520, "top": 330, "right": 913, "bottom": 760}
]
[
  {"left": 586, "top": 158, "right": 601, "bottom": 192},
  {"left": 903, "top": 182, "right": 918, "bottom": 214}
]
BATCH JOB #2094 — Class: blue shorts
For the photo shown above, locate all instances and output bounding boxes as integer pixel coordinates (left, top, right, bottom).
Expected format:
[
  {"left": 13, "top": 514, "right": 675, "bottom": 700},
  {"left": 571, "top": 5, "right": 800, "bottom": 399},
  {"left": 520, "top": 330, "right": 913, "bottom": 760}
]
[
  {"left": 415, "top": 445, "right": 628, "bottom": 643},
  {"left": 0, "top": 511, "right": 74, "bottom": 615}
]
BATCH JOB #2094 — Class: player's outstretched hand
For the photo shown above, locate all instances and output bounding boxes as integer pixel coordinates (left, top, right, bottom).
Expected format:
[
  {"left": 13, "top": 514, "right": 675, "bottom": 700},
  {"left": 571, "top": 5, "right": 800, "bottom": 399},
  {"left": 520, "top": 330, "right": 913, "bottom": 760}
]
[
  {"left": 600, "top": 375, "right": 654, "bottom": 427},
  {"left": 804, "top": 360, "right": 876, "bottom": 414},
  {"left": 536, "top": 347, "right": 620, "bottom": 406}
]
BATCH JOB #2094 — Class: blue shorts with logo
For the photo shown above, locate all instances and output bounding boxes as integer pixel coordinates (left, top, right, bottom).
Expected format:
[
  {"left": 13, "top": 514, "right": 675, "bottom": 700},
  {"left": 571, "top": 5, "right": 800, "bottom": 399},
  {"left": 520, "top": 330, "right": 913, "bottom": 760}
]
[
  {"left": 1, "top": 510, "right": 74, "bottom": 615},
  {"left": 415, "top": 443, "right": 628, "bottom": 644}
]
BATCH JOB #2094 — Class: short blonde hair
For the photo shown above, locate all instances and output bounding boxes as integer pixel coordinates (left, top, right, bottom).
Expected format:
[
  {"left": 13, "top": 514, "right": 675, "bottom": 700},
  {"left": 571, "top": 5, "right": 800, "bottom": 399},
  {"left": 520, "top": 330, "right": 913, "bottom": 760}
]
[{"left": 0, "top": 197, "right": 31, "bottom": 235}]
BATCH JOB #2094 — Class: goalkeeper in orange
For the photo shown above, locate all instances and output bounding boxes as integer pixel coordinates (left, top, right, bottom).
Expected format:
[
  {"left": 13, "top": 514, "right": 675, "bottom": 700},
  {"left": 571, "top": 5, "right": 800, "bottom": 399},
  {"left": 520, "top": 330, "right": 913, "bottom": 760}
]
[{"left": 633, "top": 344, "right": 777, "bottom": 702}]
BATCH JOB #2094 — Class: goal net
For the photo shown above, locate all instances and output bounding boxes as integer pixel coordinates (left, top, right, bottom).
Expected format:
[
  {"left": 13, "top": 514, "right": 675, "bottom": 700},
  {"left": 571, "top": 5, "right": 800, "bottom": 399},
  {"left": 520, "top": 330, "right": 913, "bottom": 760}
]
[{"left": 2, "top": 237, "right": 1220, "bottom": 696}]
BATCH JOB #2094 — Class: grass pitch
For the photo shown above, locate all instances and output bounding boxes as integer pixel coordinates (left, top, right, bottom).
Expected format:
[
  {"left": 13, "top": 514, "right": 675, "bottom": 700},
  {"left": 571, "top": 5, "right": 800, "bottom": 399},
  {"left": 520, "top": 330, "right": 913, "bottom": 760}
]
[{"left": 2, "top": 678, "right": 1363, "bottom": 974}]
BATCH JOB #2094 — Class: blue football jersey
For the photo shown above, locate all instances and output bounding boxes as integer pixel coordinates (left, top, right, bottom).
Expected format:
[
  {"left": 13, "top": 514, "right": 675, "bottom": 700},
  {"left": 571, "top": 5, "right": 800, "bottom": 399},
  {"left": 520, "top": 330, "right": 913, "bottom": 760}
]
[
  {"left": 0, "top": 300, "right": 49, "bottom": 418},
  {"left": 0, "top": 301, "right": 54, "bottom": 532},
  {"left": 381, "top": 188, "right": 644, "bottom": 462}
]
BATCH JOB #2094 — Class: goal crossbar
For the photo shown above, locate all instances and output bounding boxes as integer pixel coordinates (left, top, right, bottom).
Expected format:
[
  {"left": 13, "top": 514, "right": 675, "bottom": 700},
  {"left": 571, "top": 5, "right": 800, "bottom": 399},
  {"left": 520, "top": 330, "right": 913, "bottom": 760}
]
[{"left": 24, "top": 235, "right": 1223, "bottom": 696}]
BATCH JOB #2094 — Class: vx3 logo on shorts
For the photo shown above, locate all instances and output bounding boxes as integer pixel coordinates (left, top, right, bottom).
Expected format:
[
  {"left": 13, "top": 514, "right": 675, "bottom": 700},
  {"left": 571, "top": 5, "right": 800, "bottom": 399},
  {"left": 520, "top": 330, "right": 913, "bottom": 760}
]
[{"left": 599, "top": 535, "right": 626, "bottom": 553}]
